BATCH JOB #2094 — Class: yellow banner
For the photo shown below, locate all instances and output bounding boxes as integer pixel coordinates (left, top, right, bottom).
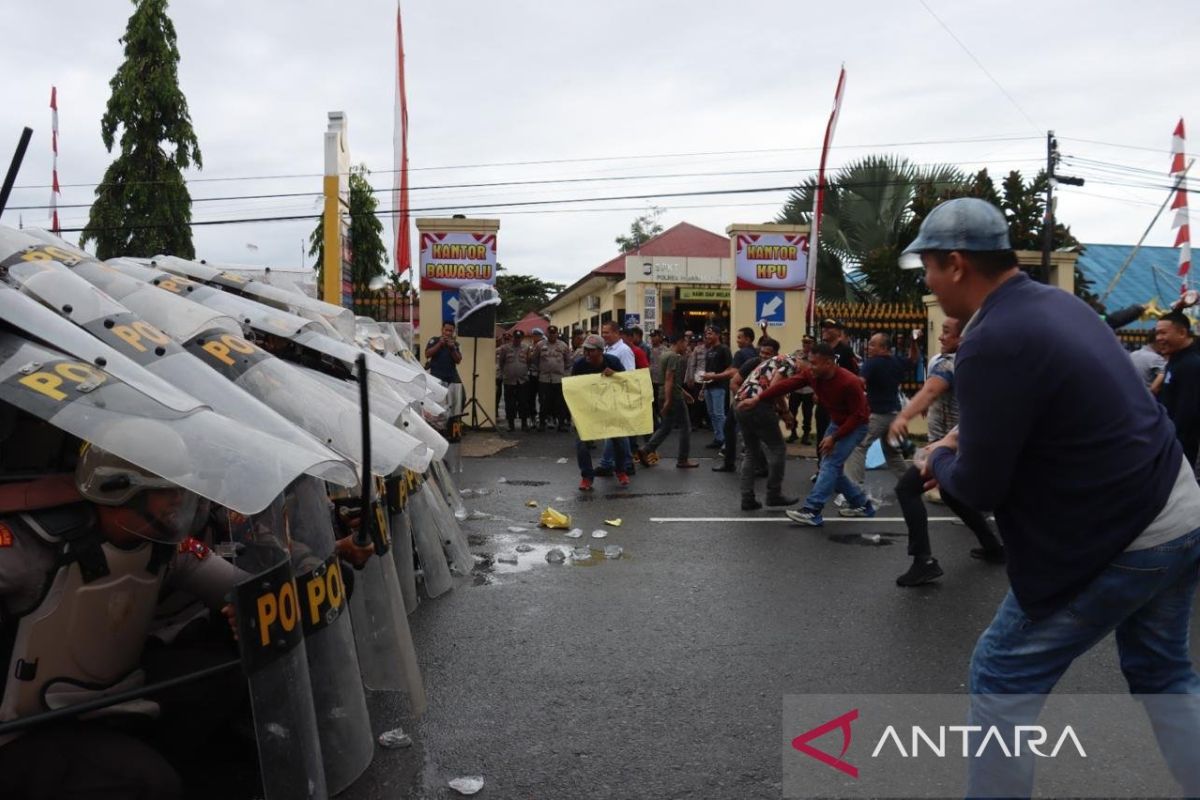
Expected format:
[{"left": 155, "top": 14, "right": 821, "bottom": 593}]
[{"left": 562, "top": 370, "right": 654, "bottom": 441}]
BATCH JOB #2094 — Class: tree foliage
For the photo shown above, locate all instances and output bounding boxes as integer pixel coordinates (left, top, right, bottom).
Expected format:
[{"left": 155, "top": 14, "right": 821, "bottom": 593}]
[
  {"left": 308, "top": 165, "right": 390, "bottom": 289},
  {"left": 615, "top": 207, "right": 665, "bottom": 253},
  {"left": 80, "top": 0, "right": 201, "bottom": 259},
  {"left": 495, "top": 267, "right": 565, "bottom": 323}
]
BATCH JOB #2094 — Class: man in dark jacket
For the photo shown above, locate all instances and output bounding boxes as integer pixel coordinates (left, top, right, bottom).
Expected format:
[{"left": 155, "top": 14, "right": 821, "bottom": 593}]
[
  {"left": 1155, "top": 312, "right": 1200, "bottom": 467},
  {"left": 903, "top": 197, "right": 1200, "bottom": 797}
]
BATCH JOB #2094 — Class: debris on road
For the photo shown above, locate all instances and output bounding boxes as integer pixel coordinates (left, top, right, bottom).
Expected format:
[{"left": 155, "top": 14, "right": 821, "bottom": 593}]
[
  {"left": 539, "top": 507, "right": 571, "bottom": 529},
  {"left": 545, "top": 548, "right": 566, "bottom": 564},
  {"left": 449, "top": 776, "right": 485, "bottom": 795},
  {"left": 591, "top": 529, "right": 608, "bottom": 539},
  {"left": 604, "top": 518, "right": 622, "bottom": 526},
  {"left": 377, "top": 728, "right": 413, "bottom": 749}
]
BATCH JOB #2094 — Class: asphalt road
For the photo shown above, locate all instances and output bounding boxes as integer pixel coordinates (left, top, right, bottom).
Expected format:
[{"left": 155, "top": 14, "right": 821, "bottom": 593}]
[{"left": 348, "top": 431, "right": 1198, "bottom": 799}]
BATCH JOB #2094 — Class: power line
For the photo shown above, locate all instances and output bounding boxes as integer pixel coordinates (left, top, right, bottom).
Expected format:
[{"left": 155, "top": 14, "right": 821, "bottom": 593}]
[{"left": 12, "top": 134, "right": 1044, "bottom": 191}]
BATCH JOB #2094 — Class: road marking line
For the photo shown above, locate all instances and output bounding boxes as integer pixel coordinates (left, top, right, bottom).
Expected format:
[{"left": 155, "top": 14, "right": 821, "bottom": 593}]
[{"left": 649, "top": 516, "right": 961, "bottom": 524}]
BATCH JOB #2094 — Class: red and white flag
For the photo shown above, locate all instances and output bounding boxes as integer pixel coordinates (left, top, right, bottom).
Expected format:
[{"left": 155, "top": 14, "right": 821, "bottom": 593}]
[
  {"left": 1171, "top": 118, "right": 1191, "bottom": 292},
  {"left": 806, "top": 65, "right": 847, "bottom": 329},
  {"left": 49, "top": 85, "right": 60, "bottom": 234},
  {"left": 392, "top": 1, "right": 412, "bottom": 276}
]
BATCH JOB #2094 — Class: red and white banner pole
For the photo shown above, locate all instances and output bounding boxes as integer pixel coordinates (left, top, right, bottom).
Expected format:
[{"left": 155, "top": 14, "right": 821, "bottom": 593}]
[
  {"left": 49, "top": 86, "right": 60, "bottom": 234},
  {"left": 392, "top": 1, "right": 412, "bottom": 277},
  {"left": 806, "top": 65, "right": 846, "bottom": 332},
  {"left": 1171, "top": 118, "right": 1191, "bottom": 295}
]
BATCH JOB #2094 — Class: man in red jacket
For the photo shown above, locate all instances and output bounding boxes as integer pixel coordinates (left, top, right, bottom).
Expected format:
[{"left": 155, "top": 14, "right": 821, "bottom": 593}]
[{"left": 738, "top": 342, "right": 871, "bottom": 525}]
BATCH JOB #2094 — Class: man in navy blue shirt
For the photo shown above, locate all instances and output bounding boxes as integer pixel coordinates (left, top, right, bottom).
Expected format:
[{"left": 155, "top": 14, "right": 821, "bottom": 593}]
[
  {"left": 843, "top": 331, "right": 918, "bottom": 502},
  {"left": 1155, "top": 311, "right": 1200, "bottom": 467},
  {"left": 902, "top": 197, "right": 1200, "bottom": 796}
]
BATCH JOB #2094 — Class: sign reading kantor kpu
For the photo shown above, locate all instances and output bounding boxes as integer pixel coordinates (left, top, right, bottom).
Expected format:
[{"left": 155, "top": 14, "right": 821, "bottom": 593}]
[
  {"left": 734, "top": 232, "right": 809, "bottom": 289},
  {"left": 420, "top": 231, "right": 498, "bottom": 290}
]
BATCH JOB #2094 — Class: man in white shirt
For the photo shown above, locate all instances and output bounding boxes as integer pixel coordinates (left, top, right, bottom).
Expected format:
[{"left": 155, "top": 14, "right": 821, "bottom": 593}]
[{"left": 600, "top": 320, "right": 636, "bottom": 371}]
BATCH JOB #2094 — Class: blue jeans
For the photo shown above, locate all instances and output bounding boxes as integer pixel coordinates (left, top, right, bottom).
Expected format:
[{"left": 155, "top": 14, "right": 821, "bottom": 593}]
[
  {"left": 578, "top": 435, "right": 630, "bottom": 479},
  {"left": 803, "top": 423, "right": 868, "bottom": 512},
  {"left": 598, "top": 438, "right": 634, "bottom": 471},
  {"left": 967, "top": 526, "right": 1200, "bottom": 797},
  {"left": 705, "top": 386, "right": 728, "bottom": 444}
]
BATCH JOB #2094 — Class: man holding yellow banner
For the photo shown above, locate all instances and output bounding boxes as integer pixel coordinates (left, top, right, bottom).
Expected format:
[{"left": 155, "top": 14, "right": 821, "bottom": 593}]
[{"left": 563, "top": 335, "right": 653, "bottom": 491}]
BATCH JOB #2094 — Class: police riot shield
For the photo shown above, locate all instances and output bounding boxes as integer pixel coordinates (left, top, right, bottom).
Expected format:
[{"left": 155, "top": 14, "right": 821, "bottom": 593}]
[
  {"left": 429, "top": 456, "right": 469, "bottom": 522},
  {"left": 0, "top": 329, "right": 311, "bottom": 515},
  {"left": 344, "top": 491, "right": 428, "bottom": 712},
  {"left": 421, "top": 474, "right": 475, "bottom": 575},
  {"left": 386, "top": 476, "right": 420, "bottom": 615},
  {"left": 285, "top": 477, "right": 374, "bottom": 795},
  {"left": 403, "top": 474, "right": 455, "bottom": 598},
  {"left": 228, "top": 501, "right": 327, "bottom": 800},
  {"left": 0, "top": 256, "right": 357, "bottom": 489}
]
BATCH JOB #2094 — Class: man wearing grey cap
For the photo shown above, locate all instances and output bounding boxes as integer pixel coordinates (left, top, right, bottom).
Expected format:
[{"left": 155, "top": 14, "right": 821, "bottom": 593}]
[{"left": 903, "top": 197, "right": 1200, "bottom": 795}]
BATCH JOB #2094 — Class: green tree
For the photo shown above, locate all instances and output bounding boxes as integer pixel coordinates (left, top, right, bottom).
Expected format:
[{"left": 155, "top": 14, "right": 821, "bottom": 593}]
[
  {"left": 308, "top": 166, "right": 390, "bottom": 313},
  {"left": 615, "top": 206, "right": 665, "bottom": 253},
  {"left": 495, "top": 267, "right": 565, "bottom": 322},
  {"left": 779, "top": 155, "right": 966, "bottom": 303},
  {"left": 80, "top": 0, "right": 201, "bottom": 259}
]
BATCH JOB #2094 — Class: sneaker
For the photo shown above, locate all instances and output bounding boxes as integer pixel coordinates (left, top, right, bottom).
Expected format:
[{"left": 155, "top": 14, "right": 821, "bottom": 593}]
[
  {"left": 785, "top": 508, "right": 824, "bottom": 526},
  {"left": 742, "top": 496, "right": 763, "bottom": 511},
  {"left": 838, "top": 501, "right": 876, "bottom": 518},
  {"left": 579, "top": 478, "right": 594, "bottom": 492},
  {"left": 616, "top": 472, "right": 630, "bottom": 487},
  {"left": 593, "top": 466, "right": 614, "bottom": 477},
  {"left": 896, "top": 558, "right": 944, "bottom": 587},
  {"left": 765, "top": 494, "right": 799, "bottom": 507},
  {"left": 711, "top": 464, "right": 736, "bottom": 473},
  {"left": 809, "top": 473, "right": 818, "bottom": 484},
  {"left": 833, "top": 494, "right": 847, "bottom": 508},
  {"left": 970, "top": 546, "right": 1007, "bottom": 564},
  {"left": 639, "top": 449, "right": 661, "bottom": 467}
]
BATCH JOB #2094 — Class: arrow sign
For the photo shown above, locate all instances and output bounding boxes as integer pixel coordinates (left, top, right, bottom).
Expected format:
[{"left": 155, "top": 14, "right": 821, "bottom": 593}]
[{"left": 755, "top": 291, "right": 786, "bottom": 327}]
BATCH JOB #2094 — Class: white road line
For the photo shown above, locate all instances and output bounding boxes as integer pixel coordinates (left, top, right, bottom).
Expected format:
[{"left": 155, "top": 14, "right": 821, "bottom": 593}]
[{"left": 649, "top": 516, "right": 961, "bottom": 524}]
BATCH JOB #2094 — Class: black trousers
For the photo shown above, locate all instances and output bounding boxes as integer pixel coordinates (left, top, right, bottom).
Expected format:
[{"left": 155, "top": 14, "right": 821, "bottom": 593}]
[
  {"left": 521, "top": 378, "right": 539, "bottom": 421},
  {"left": 502, "top": 382, "right": 522, "bottom": 425},
  {"left": 895, "top": 465, "right": 1002, "bottom": 558},
  {"left": 789, "top": 392, "right": 813, "bottom": 435},
  {"left": 538, "top": 381, "right": 566, "bottom": 426}
]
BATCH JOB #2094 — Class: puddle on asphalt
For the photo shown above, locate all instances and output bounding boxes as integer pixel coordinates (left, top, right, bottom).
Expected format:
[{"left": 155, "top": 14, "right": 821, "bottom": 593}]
[
  {"left": 827, "top": 531, "right": 906, "bottom": 547},
  {"left": 499, "top": 479, "right": 550, "bottom": 487},
  {"left": 471, "top": 531, "right": 627, "bottom": 577}
]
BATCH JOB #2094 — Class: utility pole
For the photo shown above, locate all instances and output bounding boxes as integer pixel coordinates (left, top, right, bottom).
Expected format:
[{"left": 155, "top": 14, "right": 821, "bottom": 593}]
[{"left": 1042, "top": 130, "right": 1085, "bottom": 274}]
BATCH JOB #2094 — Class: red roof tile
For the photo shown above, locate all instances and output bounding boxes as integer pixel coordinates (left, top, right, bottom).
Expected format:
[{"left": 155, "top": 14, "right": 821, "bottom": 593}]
[
  {"left": 591, "top": 222, "right": 729, "bottom": 276},
  {"left": 504, "top": 310, "right": 552, "bottom": 335}
]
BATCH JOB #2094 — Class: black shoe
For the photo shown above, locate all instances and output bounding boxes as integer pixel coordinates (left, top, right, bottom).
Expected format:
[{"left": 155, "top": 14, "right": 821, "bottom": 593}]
[
  {"left": 704, "top": 441, "right": 722, "bottom": 450},
  {"left": 754, "top": 468, "right": 768, "bottom": 478},
  {"left": 765, "top": 495, "right": 799, "bottom": 507},
  {"left": 970, "top": 546, "right": 1007, "bottom": 564},
  {"left": 593, "top": 466, "right": 614, "bottom": 477},
  {"left": 809, "top": 472, "right": 818, "bottom": 484},
  {"left": 742, "top": 496, "right": 763, "bottom": 511},
  {"left": 521, "top": 419, "right": 529, "bottom": 432},
  {"left": 896, "top": 558, "right": 944, "bottom": 587},
  {"left": 712, "top": 464, "right": 736, "bottom": 472},
  {"left": 538, "top": 423, "right": 546, "bottom": 432},
  {"left": 507, "top": 422, "right": 516, "bottom": 432},
  {"left": 785, "top": 432, "right": 799, "bottom": 443},
  {"left": 800, "top": 434, "right": 812, "bottom": 446}
]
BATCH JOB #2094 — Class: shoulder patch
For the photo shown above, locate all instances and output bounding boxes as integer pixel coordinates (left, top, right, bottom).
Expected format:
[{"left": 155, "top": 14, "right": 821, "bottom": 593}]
[{"left": 0, "top": 523, "right": 12, "bottom": 547}]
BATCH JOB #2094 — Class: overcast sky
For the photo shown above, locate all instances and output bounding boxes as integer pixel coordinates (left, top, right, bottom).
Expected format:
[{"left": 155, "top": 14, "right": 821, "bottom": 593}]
[{"left": 2, "top": 1, "right": 1196, "bottom": 288}]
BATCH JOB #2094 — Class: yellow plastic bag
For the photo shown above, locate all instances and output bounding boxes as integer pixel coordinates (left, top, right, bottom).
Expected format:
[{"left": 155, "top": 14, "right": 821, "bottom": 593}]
[{"left": 540, "top": 507, "right": 572, "bottom": 529}]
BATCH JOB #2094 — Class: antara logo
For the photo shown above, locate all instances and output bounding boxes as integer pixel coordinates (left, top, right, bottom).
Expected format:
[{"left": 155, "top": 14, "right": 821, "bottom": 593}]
[{"left": 792, "top": 709, "right": 859, "bottom": 778}]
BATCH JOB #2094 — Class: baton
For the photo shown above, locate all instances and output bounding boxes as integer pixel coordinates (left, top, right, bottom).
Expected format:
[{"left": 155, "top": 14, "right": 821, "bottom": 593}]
[{"left": 0, "top": 127, "right": 33, "bottom": 220}]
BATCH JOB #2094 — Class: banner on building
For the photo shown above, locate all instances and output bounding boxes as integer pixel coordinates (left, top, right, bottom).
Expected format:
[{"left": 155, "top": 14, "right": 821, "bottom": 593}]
[
  {"left": 678, "top": 287, "right": 730, "bottom": 301},
  {"left": 419, "top": 231, "right": 498, "bottom": 290},
  {"left": 734, "top": 233, "right": 809, "bottom": 290}
]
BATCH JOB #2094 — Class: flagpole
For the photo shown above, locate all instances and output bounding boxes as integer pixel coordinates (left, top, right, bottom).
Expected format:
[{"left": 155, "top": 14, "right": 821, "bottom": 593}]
[
  {"left": 806, "top": 65, "right": 846, "bottom": 332},
  {"left": 393, "top": 0, "right": 412, "bottom": 277}
]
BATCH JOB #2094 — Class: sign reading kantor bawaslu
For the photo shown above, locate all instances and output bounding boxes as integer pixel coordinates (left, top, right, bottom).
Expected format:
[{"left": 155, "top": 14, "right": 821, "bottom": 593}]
[
  {"left": 734, "top": 232, "right": 809, "bottom": 290},
  {"left": 420, "top": 231, "right": 498, "bottom": 290}
]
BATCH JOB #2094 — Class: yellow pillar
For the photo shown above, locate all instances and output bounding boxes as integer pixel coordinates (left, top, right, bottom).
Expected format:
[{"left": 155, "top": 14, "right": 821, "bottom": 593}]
[
  {"left": 416, "top": 217, "right": 501, "bottom": 429},
  {"left": 322, "top": 112, "right": 351, "bottom": 306},
  {"left": 727, "top": 223, "right": 811, "bottom": 351}
]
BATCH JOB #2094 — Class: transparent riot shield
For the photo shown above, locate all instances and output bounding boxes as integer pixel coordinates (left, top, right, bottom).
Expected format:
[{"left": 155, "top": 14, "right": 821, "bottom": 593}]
[
  {"left": 285, "top": 477, "right": 374, "bottom": 795},
  {"left": 429, "top": 456, "right": 469, "bottom": 522},
  {"left": 421, "top": 476, "right": 474, "bottom": 575},
  {"left": 386, "top": 477, "right": 419, "bottom": 616},
  {"left": 0, "top": 257, "right": 356, "bottom": 489},
  {"left": 344, "top": 490, "right": 428, "bottom": 714},
  {"left": 228, "top": 501, "right": 327, "bottom": 800},
  {"left": 403, "top": 475, "right": 455, "bottom": 599}
]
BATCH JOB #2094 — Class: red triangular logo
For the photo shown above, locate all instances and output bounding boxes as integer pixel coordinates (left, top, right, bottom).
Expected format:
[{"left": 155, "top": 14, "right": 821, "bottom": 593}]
[{"left": 791, "top": 709, "right": 859, "bottom": 778}]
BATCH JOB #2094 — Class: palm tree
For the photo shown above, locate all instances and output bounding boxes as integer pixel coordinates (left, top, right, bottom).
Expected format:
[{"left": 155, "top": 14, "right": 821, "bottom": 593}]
[{"left": 778, "top": 155, "right": 967, "bottom": 303}]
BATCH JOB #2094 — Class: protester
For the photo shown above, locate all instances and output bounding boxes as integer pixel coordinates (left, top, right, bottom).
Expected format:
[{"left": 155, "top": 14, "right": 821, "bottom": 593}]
[
  {"left": 1130, "top": 329, "right": 1167, "bottom": 390},
  {"left": 699, "top": 326, "right": 733, "bottom": 451},
  {"left": 813, "top": 319, "right": 859, "bottom": 477},
  {"left": 533, "top": 325, "right": 572, "bottom": 431},
  {"left": 685, "top": 332, "right": 709, "bottom": 430},
  {"left": 886, "top": 317, "right": 1004, "bottom": 586},
  {"left": 730, "top": 338, "right": 799, "bottom": 510},
  {"left": 902, "top": 197, "right": 1200, "bottom": 797},
  {"left": 713, "top": 337, "right": 774, "bottom": 475},
  {"left": 621, "top": 327, "right": 650, "bottom": 370},
  {"left": 786, "top": 335, "right": 816, "bottom": 445},
  {"left": 1155, "top": 311, "right": 1200, "bottom": 465},
  {"left": 742, "top": 342, "right": 872, "bottom": 525},
  {"left": 592, "top": 321, "right": 638, "bottom": 476},
  {"left": 424, "top": 321, "right": 463, "bottom": 386},
  {"left": 636, "top": 334, "right": 698, "bottom": 469},
  {"left": 648, "top": 329, "right": 669, "bottom": 429},
  {"left": 496, "top": 330, "right": 528, "bottom": 431},
  {"left": 843, "top": 331, "right": 919, "bottom": 497},
  {"left": 570, "top": 335, "right": 632, "bottom": 490}
]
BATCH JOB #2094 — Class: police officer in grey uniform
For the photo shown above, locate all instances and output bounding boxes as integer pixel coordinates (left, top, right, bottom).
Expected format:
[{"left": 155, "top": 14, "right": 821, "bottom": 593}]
[{"left": 0, "top": 445, "right": 246, "bottom": 800}]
